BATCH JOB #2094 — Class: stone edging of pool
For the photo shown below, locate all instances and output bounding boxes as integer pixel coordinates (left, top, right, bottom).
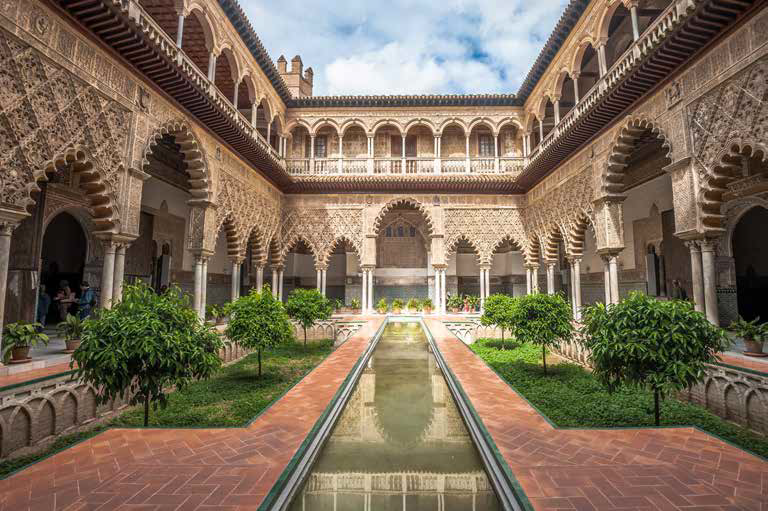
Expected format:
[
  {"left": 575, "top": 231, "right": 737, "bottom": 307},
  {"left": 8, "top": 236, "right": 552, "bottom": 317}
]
[
  {"left": 421, "top": 319, "right": 534, "bottom": 511},
  {"left": 258, "top": 318, "right": 389, "bottom": 511},
  {"left": 434, "top": 321, "right": 768, "bottom": 465}
]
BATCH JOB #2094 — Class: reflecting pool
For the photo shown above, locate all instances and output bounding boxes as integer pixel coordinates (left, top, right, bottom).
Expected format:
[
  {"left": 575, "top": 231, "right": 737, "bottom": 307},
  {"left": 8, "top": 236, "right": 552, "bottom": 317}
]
[{"left": 289, "top": 321, "right": 501, "bottom": 510}]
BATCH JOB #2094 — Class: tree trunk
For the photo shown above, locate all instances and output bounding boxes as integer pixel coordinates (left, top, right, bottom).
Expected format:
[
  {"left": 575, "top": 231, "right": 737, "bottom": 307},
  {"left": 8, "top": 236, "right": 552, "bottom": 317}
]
[
  {"left": 654, "top": 388, "right": 661, "bottom": 426},
  {"left": 501, "top": 329, "right": 505, "bottom": 350},
  {"left": 303, "top": 326, "right": 307, "bottom": 347},
  {"left": 144, "top": 394, "right": 150, "bottom": 427},
  {"left": 542, "top": 345, "right": 547, "bottom": 375},
  {"left": 258, "top": 348, "right": 262, "bottom": 377}
]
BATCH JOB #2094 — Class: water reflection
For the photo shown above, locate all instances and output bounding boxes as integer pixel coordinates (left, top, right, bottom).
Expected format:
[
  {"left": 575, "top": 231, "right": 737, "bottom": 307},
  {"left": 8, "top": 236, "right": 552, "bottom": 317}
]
[{"left": 289, "top": 322, "right": 500, "bottom": 510}]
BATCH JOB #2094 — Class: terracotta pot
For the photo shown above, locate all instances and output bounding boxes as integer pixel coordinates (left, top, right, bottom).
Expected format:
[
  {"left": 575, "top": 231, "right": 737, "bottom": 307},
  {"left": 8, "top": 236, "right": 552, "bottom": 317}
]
[
  {"left": 743, "top": 338, "right": 765, "bottom": 355},
  {"left": 11, "top": 345, "right": 30, "bottom": 362},
  {"left": 377, "top": 308, "right": 387, "bottom": 315},
  {"left": 393, "top": 308, "right": 401, "bottom": 315},
  {"left": 64, "top": 339, "right": 81, "bottom": 353},
  {"left": 451, "top": 307, "right": 460, "bottom": 313},
  {"left": 423, "top": 307, "right": 432, "bottom": 314}
]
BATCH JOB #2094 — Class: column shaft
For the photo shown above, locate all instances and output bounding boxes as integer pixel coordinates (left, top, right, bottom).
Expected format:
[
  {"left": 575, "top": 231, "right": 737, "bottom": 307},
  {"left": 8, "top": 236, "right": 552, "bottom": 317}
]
[
  {"left": 231, "top": 261, "right": 240, "bottom": 302},
  {"left": 0, "top": 225, "right": 16, "bottom": 361},
  {"left": 193, "top": 256, "right": 203, "bottom": 316},
  {"left": 532, "top": 267, "right": 539, "bottom": 293},
  {"left": 176, "top": 15, "right": 185, "bottom": 47},
  {"left": 688, "top": 242, "right": 705, "bottom": 313},
  {"left": 201, "top": 259, "right": 208, "bottom": 317},
  {"left": 322, "top": 269, "right": 327, "bottom": 297},
  {"left": 272, "top": 269, "right": 279, "bottom": 298},
  {"left": 700, "top": 241, "right": 719, "bottom": 325},
  {"left": 479, "top": 269, "right": 485, "bottom": 307},
  {"left": 608, "top": 256, "right": 620, "bottom": 304},
  {"left": 547, "top": 264, "right": 555, "bottom": 294},
  {"left": 573, "top": 259, "right": 582, "bottom": 320},
  {"left": 434, "top": 269, "right": 440, "bottom": 313},
  {"left": 112, "top": 244, "right": 126, "bottom": 304},
  {"left": 603, "top": 257, "right": 611, "bottom": 305},
  {"left": 278, "top": 270, "right": 284, "bottom": 301},
  {"left": 100, "top": 242, "right": 116, "bottom": 309},
  {"left": 440, "top": 270, "right": 447, "bottom": 314},
  {"left": 256, "top": 266, "right": 264, "bottom": 292}
]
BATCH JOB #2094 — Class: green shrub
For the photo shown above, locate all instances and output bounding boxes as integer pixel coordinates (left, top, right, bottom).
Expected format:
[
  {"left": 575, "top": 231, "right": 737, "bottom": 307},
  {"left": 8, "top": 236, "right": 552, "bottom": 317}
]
[
  {"left": 581, "top": 291, "right": 728, "bottom": 425},
  {"left": 226, "top": 288, "right": 293, "bottom": 377},
  {"left": 406, "top": 298, "right": 421, "bottom": 311},
  {"left": 57, "top": 314, "right": 84, "bottom": 341},
  {"left": 480, "top": 294, "right": 515, "bottom": 350},
  {"left": 446, "top": 294, "right": 463, "bottom": 311},
  {"left": 422, "top": 298, "right": 433, "bottom": 311},
  {"left": 392, "top": 298, "right": 404, "bottom": 311},
  {"left": 72, "top": 283, "right": 223, "bottom": 426},
  {"left": 350, "top": 298, "right": 361, "bottom": 310},
  {"left": 376, "top": 298, "right": 389, "bottom": 313},
  {"left": 510, "top": 293, "right": 572, "bottom": 373},
  {"left": 284, "top": 289, "right": 332, "bottom": 347}
]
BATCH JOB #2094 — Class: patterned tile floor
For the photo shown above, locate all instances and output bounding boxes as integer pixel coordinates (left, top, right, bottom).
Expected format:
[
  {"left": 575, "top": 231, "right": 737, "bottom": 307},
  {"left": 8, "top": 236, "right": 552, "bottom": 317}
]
[
  {"left": 424, "top": 319, "right": 768, "bottom": 511},
  {"left": 0, "top": 318, "right": 384, "bottom": 511}
]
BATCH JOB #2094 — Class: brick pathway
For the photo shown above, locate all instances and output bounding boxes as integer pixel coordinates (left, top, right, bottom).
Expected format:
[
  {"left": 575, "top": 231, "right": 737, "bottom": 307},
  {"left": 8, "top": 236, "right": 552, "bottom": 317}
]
[
  {"left": 424, "top": 319, "right": 768, "bottom": 511},
  {"left": 718, "top": 353, "right": 768, "bottom": 375},
  {"left": 0, "top": 362, "right": 75, "bottom": 390},
  {"left": 0, "top": 318, "right": 383, "bottom": 511}
]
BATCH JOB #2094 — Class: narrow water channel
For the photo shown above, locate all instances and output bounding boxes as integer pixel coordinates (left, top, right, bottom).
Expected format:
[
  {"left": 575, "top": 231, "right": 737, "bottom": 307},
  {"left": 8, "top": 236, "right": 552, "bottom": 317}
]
[{"left": 289, "top": 321, "right": 501, "bottom": 510}]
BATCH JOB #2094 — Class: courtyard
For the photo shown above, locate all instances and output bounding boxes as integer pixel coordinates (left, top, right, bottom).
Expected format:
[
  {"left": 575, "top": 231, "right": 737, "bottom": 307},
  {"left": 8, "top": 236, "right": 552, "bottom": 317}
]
[{"left": 1, "top": 0, "right": 767, "bottom": 508}]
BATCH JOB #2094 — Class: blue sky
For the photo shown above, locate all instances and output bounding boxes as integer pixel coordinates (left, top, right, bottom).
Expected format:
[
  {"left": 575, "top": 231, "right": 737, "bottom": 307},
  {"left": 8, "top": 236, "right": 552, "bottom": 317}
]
[{"left": 240, "top": 0, "right": 570, "bottom": 96}]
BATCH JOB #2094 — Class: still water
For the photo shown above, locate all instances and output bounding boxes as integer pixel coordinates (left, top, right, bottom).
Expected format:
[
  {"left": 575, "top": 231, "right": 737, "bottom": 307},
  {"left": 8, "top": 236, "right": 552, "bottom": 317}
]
[{"left": 289, "top": 321, "right": 501, "bottom": 510}]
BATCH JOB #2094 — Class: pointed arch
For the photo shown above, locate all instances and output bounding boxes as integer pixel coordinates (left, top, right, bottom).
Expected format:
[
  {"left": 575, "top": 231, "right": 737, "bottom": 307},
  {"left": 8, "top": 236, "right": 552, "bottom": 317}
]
[
  {"left": 280, "top": 235, "right": 320, "bottom": 266},
  {"left": 566, "top": 211, "right": 596, "bottom": 258},
  {"left": 325, "top": 235, "right": 362, "bottom": 265},
  {"left": 601, "top": 116, "right": 672, "bottom": 198},
  {"left": 216, "top": 213, "right": 242, "bottom": 259},
  {"left": 372, "top": 198, "right": 435, "bottom": 236},
  {"left": 142, "top": 119, "right": 211, "bottom": 203},
  {"left": 446, "top": 235, "right": 481, "bottom": 264}
]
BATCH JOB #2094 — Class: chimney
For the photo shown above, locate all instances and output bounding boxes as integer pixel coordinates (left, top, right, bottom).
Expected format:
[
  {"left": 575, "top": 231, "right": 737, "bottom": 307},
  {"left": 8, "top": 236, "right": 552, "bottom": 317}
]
[
  {"left": 290, "top": 55, "right": 303, "bottom": 76},
  {"left": 277, "top": 54, "right": 314, "bottom": 98}
]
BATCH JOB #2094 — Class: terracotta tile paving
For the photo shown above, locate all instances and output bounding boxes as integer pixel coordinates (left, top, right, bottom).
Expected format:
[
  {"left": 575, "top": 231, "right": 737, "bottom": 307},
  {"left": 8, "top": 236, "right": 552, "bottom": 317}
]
[
  {"left": 0, "top": 362, "right": 75, "bottom": 389},
  {"left": 0, "top": 318, "right": 384, "bottom": 511},
  {"left": 424, "top": 319, "right": 768, "bottom": 511},
  {"left": 718, "top": 353, "right": 768, "bottom": 375}
]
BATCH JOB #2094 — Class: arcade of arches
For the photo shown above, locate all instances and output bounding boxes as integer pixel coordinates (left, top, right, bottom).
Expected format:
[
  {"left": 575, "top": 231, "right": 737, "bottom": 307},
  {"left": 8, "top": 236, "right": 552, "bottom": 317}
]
[{"left": 0, "top": 0, "right": 766, "bottom": 354}]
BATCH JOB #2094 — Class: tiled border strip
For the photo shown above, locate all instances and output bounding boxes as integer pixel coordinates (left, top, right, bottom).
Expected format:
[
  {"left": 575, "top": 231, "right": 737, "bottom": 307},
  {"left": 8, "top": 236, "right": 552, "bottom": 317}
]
[
  {"left": 0, "top": 336, "right": 344, "bottom": 480},
  {"left": 259, "top": 318, "right": 389, "bottom": 511},
  {"left": 421, "top": 319, "right": 533, "bottom": 511},
  {"left": 437, "top": 322, "right": 768, "bottom": 463}
]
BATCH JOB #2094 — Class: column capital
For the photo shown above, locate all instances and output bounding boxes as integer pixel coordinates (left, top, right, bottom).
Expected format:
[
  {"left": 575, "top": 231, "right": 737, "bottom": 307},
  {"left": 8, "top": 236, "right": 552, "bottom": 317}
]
[
  {"left": 315, "top": 263, "right": 329, "bottom": 271},
  {"left": 478, "top": 263, "right": 492, "bottom": 271},
  {"left": 699, "top": 239, "right": 719, "bottom": 253},
  {"left": 684, "top": 239, "right": 701, "bottom": 251},
  {"left": 0, "top": 207, "right": 25, "bottom": 235},
  {"left": 230, "top": 256, "right": 245, "bottom": 265},
  {"left": 361, "top": 264, "right": 376, "bottom": 271},
  {"left": 432, "top": 264, "right": 448, "bottom": 271}
]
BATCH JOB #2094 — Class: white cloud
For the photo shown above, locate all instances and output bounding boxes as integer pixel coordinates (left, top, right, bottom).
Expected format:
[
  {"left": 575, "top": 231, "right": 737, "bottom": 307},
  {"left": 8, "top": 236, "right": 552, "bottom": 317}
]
[{"left": 239, "top": 0, "right": 568, "bottom": 95}]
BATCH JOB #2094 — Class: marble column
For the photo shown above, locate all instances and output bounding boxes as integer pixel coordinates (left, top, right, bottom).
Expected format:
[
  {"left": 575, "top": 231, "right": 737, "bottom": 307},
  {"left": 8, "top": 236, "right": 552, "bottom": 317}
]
[
  {"left": 532, "top": 266, "right": 539, "bottom": 293},
  {"left": 572, "top": 257, "right": 582, "bottom": 320},
  {"left": 278, "top": 269, "right": 284, "bottom": 301},
  {"left": 687, "top": 241, "right": 705, "bottom": 313},
  {"left": 175, "top": 14, "right": 185, "bottom": 47},
  {"left": 479, "top": 268, "right": 485, "bottom": 306},
  {"left": 546, "top": 263, "right": 555, "bottom": 294},
  {"left": 630, "top": 4, "right": 640, "bottom": 40},
  {"left": 256, "top": 265, "right": 264, "bottom": 292},
  {"left": 434, "top": 268, "right": 440, "bottom": 312},
  {"left": 271, "top": 268, "right": 279, "bottom": 298},
  {"left": 608, "top": 255, "right": 620, "bottom": 305},
  {"left": 525, "top": 268, "right": 532, "bottom": 295},
  {"left": 193, "top": 255, "right": 203, "bottom": 317},
  {"left": 700, "top": 240, "right": 719, "bottom": 325},
  {"left": 0, "top": 221, "right": 19, "bottom": 364},
  {"left": 484, "top": 267, "right": 490, "bottom": 300},
  {"left": 440, "top": 270, "right": 447, "bottom": 314},
  {"left": 602, "top": 256, "right": 611, "bottom": 305},
  {"left": 316, "top": 269, "right": 322, "bottom": 291},
  {"left": 230, "top": 259, "right": 241, "bottom": 303},
  {"left": 361, "top": 269, "right": 368, "bottom": 314},
  {"left": 100, "top": 241, "right": 117, "bottom": 310},
  {"left": 321, "top": 268, "right": 327, "bottom": 297},
  {"left": 112, "top": 243, "right": 127, "bottom": 305},
  {"left": 201, "top": 258, "right": 209, "bottom": 316}
]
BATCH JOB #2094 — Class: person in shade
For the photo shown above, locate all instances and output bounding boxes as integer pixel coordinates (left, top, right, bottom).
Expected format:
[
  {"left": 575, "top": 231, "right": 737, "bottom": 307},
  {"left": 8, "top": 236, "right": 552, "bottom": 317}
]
[
  {"left": 37, "top": 284, "right": 51, "bottom": 327},
  {"left": 78, "top": 281, "right": 96, "bottom": 319},
  {"left": 671, "top": 279, "right": 688, "bottom": 301}
]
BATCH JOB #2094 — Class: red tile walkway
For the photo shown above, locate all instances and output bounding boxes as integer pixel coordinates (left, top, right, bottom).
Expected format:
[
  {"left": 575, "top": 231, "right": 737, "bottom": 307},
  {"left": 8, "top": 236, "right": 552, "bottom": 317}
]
[
  {"left": 718, "top": 353, "right": 768, "bottom": 374},
  {"left": 0, "top": 318, "right": 384, "bottom": 511},
  {"left": 424, "top": 319, "right": 768, "bottom": 511},
  {"left": 0, "top": 362, "right": 75, "bottom": 389}
]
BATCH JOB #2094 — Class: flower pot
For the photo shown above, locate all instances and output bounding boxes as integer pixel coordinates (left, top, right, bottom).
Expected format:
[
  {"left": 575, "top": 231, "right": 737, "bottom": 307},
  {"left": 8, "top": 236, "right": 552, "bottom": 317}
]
[
  {"left": 423, "top": 307, "right": 432, "bottom": 315},
  {"left": 393, "top": 308, "right": 401, "bottom": 315},
  {"left": 10, "top": 345, "right": 31, "bottom": 363},
  {"left": 377, "top": 308, "right": 387, "bottom": 315},
  {"left": 64, "top": 339, "right": 80, "bottom": 353},
  {"left": 451, "top": 307, "right": 460, "bottom": 313},
  {"left": 353, "top": 308, "right": 361, "bottom": 314},
  {"left": 743, "top": 338, "right": 765, "bottom": 356}
]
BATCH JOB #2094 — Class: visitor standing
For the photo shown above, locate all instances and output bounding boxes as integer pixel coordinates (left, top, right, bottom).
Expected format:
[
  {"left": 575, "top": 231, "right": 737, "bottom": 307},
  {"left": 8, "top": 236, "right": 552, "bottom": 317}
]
[
  {"left": 37, "top": 284, "right": 51, "bottom": 327},
  {"left": 78, "top": 281, "right": 95, "bottom": 319},
  {"left": 671, "top": 279, "right": 688, "bottom": 301},
  {"left": 54, "top": 280, "right": 76, "bottom": 321}
]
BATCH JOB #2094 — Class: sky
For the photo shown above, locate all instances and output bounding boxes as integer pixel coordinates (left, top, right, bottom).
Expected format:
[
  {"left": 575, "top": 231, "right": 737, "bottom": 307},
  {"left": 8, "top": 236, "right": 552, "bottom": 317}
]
[{"left": 240, "top": 0, "right": 570, "bottom": 96}]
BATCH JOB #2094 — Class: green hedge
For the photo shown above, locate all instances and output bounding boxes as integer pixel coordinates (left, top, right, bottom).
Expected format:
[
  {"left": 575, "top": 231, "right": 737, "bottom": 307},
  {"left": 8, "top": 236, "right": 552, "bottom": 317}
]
[{"left": 471, "top": 339, "right": 768, "bottom": 458}]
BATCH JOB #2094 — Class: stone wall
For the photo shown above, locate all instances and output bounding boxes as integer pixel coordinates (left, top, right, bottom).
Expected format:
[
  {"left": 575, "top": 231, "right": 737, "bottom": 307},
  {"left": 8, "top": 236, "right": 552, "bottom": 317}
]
[{"left": 0, "top": 337, "right": 251, "bottom": 461}]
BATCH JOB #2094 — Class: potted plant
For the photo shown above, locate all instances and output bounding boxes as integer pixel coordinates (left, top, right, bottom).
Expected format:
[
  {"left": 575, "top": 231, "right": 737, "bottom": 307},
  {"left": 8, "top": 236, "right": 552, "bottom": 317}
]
[
  {"left": 729, "top": 316, "right": 768, "bottom": 356},
  {"left": 392, "top": 298, "right": 404, "bottom": 315},
  {"left": 422, "top": 298, "right": 433, "bottom": 314},
  {"left": 377, "top": 298, "right": 389, "bottom": 315},
  {"left": 205, "top": 304, "right": 223, "bottom": 324},
  {"left": 406, "top": 298, "right": 420, "bottom": 314},
  {"left": 447, "top": 294, "right": 463, "bottom": 313},
  {"left": 58, "top": 313, "right": 84, "bottom": 353},
  {"left": 331, "top": 299, "right": 343, "bottom": 314},
  {"left": 349, "top": 298, "right": 361, "bottom": 314},
  {"left": 2, "top": 321, "right": 49, "bottom": 364},
  {"left": 467, "top": 295, "right": 480, "bottom": 313}
]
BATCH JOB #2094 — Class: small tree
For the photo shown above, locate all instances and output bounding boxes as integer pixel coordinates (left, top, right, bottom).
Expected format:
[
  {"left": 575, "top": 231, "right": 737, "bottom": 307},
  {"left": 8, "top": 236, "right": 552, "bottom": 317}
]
[
  {"left": 580, "top": 292, "right": 728, "bottom": 425},
  {"left": 226, "top": 288, "right": 293, "bottom": 377},
  {"left": 510, "top": 293, "right": 572, "bottom": 374},
  {"left": 480, "top": 294, "right": 515, "bottom": 349},
  {"left": 72, "top": 283, "right": 223, "bottom": 426},
  {"left": 285, "top": 289, "right": 332, "bottom": 346}
]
